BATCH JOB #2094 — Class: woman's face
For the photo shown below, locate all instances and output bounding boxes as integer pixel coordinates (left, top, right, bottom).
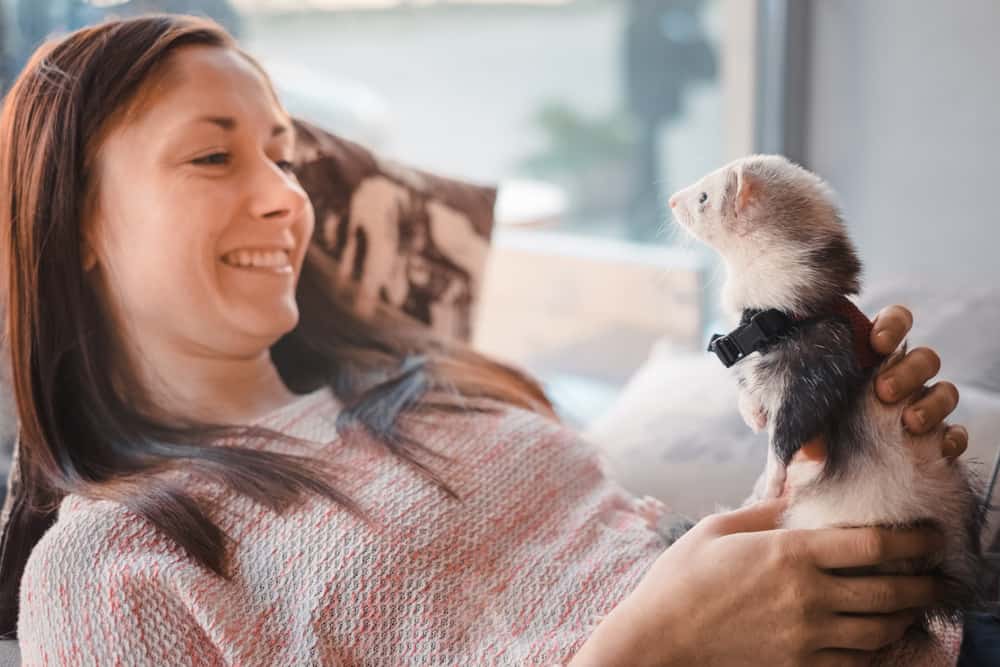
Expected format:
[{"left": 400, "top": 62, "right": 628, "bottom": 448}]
[{"left": 87, "top": 46, "right": 314, "bottom": 362}]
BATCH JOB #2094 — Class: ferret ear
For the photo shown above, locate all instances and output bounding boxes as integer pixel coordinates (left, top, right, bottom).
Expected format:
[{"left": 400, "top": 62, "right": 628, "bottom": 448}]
[
  {"left": 734, "top": 166, "right": 758, "bottom": 217},
  {"left": 724, "top": 169, "right": 739, "bottom": 213}
]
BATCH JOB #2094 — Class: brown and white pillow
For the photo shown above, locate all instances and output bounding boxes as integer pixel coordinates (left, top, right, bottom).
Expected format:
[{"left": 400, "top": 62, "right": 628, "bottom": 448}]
[{"left": 292, "top": 118, "right": 496, "bottom": 341}]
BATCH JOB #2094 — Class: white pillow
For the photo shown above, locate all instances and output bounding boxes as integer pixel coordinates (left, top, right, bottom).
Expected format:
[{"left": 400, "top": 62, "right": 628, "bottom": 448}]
[{"left": 584, "top": 339, "right": 767, "bottom": 518}]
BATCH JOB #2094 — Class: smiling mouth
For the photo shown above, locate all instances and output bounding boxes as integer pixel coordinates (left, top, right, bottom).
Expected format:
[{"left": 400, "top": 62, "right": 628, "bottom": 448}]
[{"left": 220, "top": 248, "right": 293, "bottom": 274}]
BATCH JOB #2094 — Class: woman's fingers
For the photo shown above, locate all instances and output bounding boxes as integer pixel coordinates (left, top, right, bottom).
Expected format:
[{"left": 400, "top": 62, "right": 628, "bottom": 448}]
[
  {"left": 868, "top": 314, "right": 966, "bottom": 456},
  {"left": 800, "top": 526, "right": 944, "bottom": 570},
  {"left": 875, "top": 347, "right": 941, "bottom": 403},
  {"left": 869, "top": 307, "right": 964, "bottom": 445},
  {"left": 942, "top": 424, "right": 969, "bottom": 459},
  {"left": 871, "top": 305, "right": 913, "bottom": 355},
  {"left": 902, "top": 382, "right": 960, "bottom": 434},
  {"left": 793, "top": 437, "right": 828, "bottom": 463},
  {"left": 817, "top": 610, "right": 918, "bottom": 652},
  {"left": 820, "top": 573, "right": 937, "bottom": 614},
  {"left": 699, "top": 498, "right": 788, "bottom": 537}
]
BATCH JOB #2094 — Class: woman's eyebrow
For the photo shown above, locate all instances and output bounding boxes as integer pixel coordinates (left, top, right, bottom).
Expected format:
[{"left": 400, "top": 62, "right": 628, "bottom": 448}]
[{"left": 192, "top": 115, "right": 289, "bottom": 138}]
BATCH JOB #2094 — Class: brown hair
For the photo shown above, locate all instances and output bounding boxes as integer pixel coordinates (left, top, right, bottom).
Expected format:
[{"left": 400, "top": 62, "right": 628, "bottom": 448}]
[{"left": 0, "top": 14, "right": 553, "bottom": 578}]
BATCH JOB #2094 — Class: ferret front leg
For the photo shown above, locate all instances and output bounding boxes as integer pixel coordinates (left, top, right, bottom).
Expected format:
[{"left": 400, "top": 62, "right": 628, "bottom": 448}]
[
  {"left": 762, "top": 445, "right": 788, "bottom": 499},
  {"left": 738, "top": 390, "right": 768, "bottom": 433},
  {"left": 744, "top": 445, "right": 788, "bottom": 504}
]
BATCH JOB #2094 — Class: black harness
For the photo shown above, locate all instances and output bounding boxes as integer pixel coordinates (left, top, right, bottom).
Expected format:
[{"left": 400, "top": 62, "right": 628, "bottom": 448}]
[
  {"left": 707, "top": 309, "right": 800, "bottom": 368},
  {"left": 707, "top": 297, "right": 883, "bottom": 370}
]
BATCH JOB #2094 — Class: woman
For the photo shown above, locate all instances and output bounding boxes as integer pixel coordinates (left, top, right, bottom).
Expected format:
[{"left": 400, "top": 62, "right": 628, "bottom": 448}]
[{"left": 1, "top": 15, "right": 971, "bottom": 667}]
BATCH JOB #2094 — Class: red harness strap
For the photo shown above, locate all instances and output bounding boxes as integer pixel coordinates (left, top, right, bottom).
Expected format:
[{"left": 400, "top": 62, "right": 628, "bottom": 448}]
[{"left": 824, "top": 296, "right": 883, "bottom": 370}]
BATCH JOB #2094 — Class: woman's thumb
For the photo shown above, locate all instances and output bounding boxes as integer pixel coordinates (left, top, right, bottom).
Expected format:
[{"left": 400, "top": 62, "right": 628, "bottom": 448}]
[{"left": 705, "top": 498, "right": 788, "bottom": 536}]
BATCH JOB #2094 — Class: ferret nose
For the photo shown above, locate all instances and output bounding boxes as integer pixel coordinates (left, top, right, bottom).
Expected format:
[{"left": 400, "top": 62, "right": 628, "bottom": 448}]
[{"left": 668, "top": 196, "right": 678, "bottom": 209}]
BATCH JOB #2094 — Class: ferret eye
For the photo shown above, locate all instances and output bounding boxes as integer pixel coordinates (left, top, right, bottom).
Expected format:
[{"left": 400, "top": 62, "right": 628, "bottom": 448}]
[{"left": 698, "top": 192, "right": 708, "bottom": 204}]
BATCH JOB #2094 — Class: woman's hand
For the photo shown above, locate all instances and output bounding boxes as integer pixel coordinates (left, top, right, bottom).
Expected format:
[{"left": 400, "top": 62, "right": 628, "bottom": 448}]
[
  {"left": 791, "top": 304, "right": 968, "bottom": 473},
  {"left": 571, "top": 500, "right": 945, "bottom": 667},
  {"left": 870, "top": 304, "right": 967, "bottom": 459}
]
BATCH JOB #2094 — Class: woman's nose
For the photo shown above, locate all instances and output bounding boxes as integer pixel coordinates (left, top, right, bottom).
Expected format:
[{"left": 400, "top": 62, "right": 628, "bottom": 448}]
[{"left": 250, "top": 161, "right": 307, "bottom": 223}]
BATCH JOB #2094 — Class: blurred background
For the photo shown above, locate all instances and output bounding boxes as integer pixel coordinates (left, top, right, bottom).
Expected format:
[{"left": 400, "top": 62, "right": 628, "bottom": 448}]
[
  {"left": 0, "top": 0, "right": 727, "bottom": 235},
  {"left": 0, "top": 0, "right": 995, "bottom": 429}
]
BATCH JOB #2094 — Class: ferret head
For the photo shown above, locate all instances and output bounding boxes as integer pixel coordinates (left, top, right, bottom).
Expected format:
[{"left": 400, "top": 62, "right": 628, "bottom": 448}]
[{"left": 668, "top": 154, "right": 861, "bottom": 316}]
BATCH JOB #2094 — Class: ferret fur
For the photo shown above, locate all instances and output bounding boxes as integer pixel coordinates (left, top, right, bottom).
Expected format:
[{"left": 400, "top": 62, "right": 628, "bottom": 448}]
[{"left": 669, "top": 154, "right": 987, "bottom": 662}]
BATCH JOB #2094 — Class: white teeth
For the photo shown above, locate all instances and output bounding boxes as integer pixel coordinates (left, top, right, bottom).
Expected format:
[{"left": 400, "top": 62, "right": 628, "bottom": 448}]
[{"left": 222, "top": 249, "right": 291, "bottom": 269}]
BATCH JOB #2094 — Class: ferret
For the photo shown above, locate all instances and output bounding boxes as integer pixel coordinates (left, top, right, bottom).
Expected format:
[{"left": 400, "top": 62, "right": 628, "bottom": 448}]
[{"left": 668, "top": 154, "right": 987, "bottom": 662}]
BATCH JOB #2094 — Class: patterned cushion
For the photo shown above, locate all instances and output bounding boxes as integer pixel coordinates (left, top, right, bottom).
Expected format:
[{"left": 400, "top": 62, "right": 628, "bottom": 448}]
[
  {"left": 0, "top": 118, "right": 498, "bottom": 637},
  {"left": 292, "top": 118, "right": 496, "bottom": 341}
]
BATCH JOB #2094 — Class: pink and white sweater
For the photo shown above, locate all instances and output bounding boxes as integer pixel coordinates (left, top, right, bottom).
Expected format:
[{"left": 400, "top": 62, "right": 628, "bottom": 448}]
[
  {"left": 17, "top": 390, "right": 672, "bottom": 666},
  {"left": 16, "top": 389, "right": 964, "bottom": 665}
]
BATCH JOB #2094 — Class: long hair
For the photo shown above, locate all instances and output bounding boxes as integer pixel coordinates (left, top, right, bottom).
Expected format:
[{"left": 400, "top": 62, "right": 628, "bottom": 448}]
[{"left": 0, "top": 14, "right": 554, "bottom": 578}]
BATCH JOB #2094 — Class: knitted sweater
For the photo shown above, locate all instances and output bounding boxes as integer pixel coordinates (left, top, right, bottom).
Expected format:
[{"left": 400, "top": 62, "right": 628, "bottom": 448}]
[
  {"left": 16, "top": 389, "right": 964, "bottom": 666},
  {"left": 17, "top": 390, "right": 672, "bottom": 666}
]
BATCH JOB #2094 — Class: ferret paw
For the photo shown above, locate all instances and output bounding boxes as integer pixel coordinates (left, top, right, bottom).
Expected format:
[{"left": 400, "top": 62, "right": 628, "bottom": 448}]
[
  {"left": 763, "top": 455, "right": 787, "bottom": 500},
  {"left": 738, "top": 392, "right": 768, "bottom": 433},
  {"left": 764, "top": 474, "right": 785, "bottom": 499}
]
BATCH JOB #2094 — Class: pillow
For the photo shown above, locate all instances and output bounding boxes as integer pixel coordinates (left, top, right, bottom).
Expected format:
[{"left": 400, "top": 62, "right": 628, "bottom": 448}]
[
  {"left": 855, "top": 280, "right": 1000, "bottom": 393},
  {"left": 584, "top": 339, "right": 767, "bottom": 519},
  {"left": 0, "top": 118, "right": 499, "bottom": 638},
  {"left": 292, "top": 118, "right": 496, "bottom": 341}
]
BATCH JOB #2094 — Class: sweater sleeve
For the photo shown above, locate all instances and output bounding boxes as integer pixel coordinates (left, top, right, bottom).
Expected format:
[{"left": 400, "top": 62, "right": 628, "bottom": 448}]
[{"left": 17, "top": 503, "right": 225, "bottom": 667}]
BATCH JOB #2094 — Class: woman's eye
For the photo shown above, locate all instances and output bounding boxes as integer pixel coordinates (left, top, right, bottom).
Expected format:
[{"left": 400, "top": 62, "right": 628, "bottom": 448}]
[
  {"left": 192, "top": 152, "right": 230, "bottom": 167},
  {"left": 698, "top": 192, "right": 708, "bottom": 204},
  {"left": 275, "top": 159, "right": 296, "bottom": 173}
]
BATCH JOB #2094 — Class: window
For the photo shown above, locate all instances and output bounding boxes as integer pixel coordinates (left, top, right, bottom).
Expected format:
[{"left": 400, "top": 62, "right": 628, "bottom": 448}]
[
  {"left": 0, "top": 0, "right": 752, "bottom": 422},
  {"left": 239, "top": 1, "right": 727, "bottom": 244}
]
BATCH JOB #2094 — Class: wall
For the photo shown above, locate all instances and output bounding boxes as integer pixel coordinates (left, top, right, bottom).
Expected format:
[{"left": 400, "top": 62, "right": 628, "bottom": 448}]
[{"left": 804, "top": 0, "right": 1000, "bottom": 288}]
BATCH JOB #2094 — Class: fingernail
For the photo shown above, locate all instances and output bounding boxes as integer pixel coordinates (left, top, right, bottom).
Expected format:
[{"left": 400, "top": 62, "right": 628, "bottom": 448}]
[
  {"left": 911, "top": 409, "right": 926, "bottom": 429},
  {"left": 943, "top": 438, "right": 958, "bottom": 457},
  {"left": 882, "top": 377, "right": 897, "bottom": 399}
]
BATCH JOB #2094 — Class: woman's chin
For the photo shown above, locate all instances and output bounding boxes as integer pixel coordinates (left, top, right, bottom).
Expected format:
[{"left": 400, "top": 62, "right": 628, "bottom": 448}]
[{"left": 228, "top": 301, "right": 300, "bottom": 344}]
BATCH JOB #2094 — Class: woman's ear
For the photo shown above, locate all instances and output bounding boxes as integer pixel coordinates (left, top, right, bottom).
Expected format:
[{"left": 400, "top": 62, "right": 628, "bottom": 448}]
[
  {"left": 82, "top": 245, "right": 97, "bottom": 272},
  {"left": 81, "top": 201, "right": 101, "bottom": 272},
  {"left": 81, "top": 227, "right": 98, "bottom": 271}
]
